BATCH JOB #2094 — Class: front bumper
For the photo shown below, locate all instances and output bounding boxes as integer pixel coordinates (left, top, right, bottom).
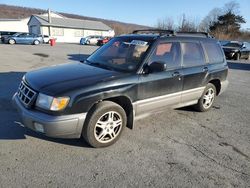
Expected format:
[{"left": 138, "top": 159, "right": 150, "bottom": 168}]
[
  {"left": 224, "top": 51, "right": 236, "bottom": 59},
  {"left": 12, "top": 93, "right": 87, "bottom": 138}
]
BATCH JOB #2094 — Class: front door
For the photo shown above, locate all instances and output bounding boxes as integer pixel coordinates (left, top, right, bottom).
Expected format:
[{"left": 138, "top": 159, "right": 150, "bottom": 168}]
[
  {"left": 136, "top": 41, "right": 183, "bottom": 115},
  {"left": 241, "top": 44, "right": 250, "bottom": 59}
]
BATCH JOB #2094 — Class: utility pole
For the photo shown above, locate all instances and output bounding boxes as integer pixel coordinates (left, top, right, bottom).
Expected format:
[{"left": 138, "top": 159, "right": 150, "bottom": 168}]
[{"left": 48, "top": 9, "right": 52, "bottom": 36}]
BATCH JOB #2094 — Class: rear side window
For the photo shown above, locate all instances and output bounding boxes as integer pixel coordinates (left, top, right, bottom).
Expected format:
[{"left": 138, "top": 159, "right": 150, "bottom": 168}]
[
  {"left": 203, "top": 41, "right": 224, "bottom": 64},
  {"left": 181, "top": 42, "right": 205, "bottom": 67},
  {"left": 148, "top": 42, "right": 181, "bottom": 69}
]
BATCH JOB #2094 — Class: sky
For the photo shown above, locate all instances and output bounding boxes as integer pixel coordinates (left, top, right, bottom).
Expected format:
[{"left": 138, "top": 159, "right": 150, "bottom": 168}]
[{"left": 0, "top": 0, "right": 249, "bottom": 29}]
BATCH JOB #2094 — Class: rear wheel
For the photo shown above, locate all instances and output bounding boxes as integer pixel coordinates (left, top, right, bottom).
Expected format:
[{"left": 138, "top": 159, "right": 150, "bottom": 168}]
[
  {"left": 194, "top": 83, "right": 216, "bottom": 112},
  {"left": 33, "top": 40, "right": 40, "bottom": 45},
  {"left": 8, "top": 39, "right": 15, "bottom": 45},
  {"left": 82, "top": 101, "right": 127, "bottom": 148}
]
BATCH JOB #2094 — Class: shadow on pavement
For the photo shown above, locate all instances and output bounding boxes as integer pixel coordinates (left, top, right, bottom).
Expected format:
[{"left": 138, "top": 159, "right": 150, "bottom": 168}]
[
  {"left": 227, "top": 61, "right": 250, "bottom": 71},
  {"left": 0, "top": 71, "right": 90, "bottom": 148}
]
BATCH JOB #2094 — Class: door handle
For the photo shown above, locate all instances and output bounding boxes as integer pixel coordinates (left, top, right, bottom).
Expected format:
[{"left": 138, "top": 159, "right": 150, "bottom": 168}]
[
  {"left": 202, "top": 67, "right": 208, "bottom": 72},
  {"left": 172, "top": 72, "right": 180, "bottom": 77}
]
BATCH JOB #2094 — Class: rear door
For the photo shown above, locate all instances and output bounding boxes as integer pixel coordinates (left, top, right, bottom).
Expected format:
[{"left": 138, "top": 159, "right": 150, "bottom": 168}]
[
  {"left": 180, "top": 41, "right": 208, "bottom": 103},
  {"left": 136, "top": 41, "right": 183, "bottom": 115}
]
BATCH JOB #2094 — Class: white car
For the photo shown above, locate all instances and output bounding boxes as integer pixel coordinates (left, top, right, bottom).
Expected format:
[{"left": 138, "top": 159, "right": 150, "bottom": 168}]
[
  {"left": 39, "top": 35, "right": 50, "bottom": 43},
  {"left": 80, "top": 35, "right": 102, "bottom": 45}
]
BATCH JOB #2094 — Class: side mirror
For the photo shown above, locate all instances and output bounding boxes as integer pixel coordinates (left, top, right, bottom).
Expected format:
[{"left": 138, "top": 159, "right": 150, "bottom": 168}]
[{"left": 145, "top": 61, "right": 167, "bottom": 73}]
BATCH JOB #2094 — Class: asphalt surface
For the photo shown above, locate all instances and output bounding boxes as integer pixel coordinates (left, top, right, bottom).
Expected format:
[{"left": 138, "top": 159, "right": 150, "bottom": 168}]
[{"left": 0, "top": 43, "right": 250, "bottom": 187}]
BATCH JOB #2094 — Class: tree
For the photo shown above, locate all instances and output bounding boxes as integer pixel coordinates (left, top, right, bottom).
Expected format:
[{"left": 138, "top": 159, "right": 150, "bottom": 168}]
[
  {"left": 200, "top": 1, "right": 246, "bottom": 39},
  {"left": 156, "top": 17, "right": 175, "bottom": 30},
  {"left": 178, "top": 14, "right": 199, "bottom": 32},
  {"left": 199, "top": 8, "right": 222, "bottom": 32},
  {"left": 209, "top": 11, "right": 245, "bottom": 38},
  {"left": 224, "top": 1, "right": 240, "bottom": 14}
]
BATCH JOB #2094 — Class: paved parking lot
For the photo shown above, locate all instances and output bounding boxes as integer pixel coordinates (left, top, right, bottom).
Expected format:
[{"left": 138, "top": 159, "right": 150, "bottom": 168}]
[{"left": 0, "top": 43, "right": 250, "bottom": 187}]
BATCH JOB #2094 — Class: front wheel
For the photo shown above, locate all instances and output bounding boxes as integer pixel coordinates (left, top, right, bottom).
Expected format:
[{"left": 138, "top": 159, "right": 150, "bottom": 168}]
[
  {"left": 194, "top": 83, "right": 216, "bottom": 112},
  {"left": 82, "top": 101, "right": 127, "bottom": 148},
  {"left": 8, "top": 39, "right": 15, "bottom": 45},
  {"left": 234, "top": 53, "right": 240, "bottom": 61}
]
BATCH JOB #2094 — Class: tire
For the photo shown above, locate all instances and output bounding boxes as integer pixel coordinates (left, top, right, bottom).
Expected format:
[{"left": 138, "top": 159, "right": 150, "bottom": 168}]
[
  {"left": 82, "top": 101, "right": 127, "bottom": 148},
  {"left": 8, "top": 39, "right": 15, "bottom": 45},
  {"left": 245, "top": 54, "right": 250, "bottom": 60},
  {"left": 234, "top": 53, "right": 240, "bottom": 61},
  {"left": 194, "top": 83, "right": 216, "bottom": 112},
  {"left": 33, "top": 40, "right": 40, "bottom": 45},
  {"left": 86, "top": 40, "right": 90, "bottom": 45}
]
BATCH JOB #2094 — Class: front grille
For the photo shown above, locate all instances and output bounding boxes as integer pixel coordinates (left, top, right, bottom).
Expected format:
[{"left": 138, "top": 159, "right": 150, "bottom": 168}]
[{"left": 17, "top": 81, "right": 37, "bottom": 107}]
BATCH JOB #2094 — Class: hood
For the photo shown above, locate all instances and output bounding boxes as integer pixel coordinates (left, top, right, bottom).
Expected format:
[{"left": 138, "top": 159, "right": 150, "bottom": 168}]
[{"left": 24, "top": 62, "right": 123, "bottom": 96}]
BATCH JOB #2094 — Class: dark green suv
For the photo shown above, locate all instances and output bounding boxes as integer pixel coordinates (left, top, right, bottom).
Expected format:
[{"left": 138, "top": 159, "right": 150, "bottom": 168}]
[{"left": 13, "top": 30, "right": 228, "bottom": 147}]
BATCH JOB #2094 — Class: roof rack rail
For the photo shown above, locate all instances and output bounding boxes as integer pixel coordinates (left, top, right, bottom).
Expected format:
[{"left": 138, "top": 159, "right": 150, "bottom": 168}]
[
  {"left": 132, "top": 29, "right": 175, "bottom": 36},
  {"left": 176, "top": 32, "right": 211, "bottom": 38}
]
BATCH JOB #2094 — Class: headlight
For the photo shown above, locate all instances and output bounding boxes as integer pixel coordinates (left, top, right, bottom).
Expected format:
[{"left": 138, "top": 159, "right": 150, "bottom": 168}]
[{"left": 36, "top": 93, "right": 70, "bottom": 111}]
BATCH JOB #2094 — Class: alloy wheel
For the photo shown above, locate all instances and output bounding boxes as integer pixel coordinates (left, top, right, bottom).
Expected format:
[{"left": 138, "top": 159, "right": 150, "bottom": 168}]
[
  {"left": 94, "top": 111, "right": 123, "bottom": 143},
  {"left": 9, "top": 39, "right": 15, "bottom": 44},
  {"left": 34, "top": 40, "right": 39, "bottom": 45},
  {"left": 202, "top": 88, "right": 215, "bottom": 109}
]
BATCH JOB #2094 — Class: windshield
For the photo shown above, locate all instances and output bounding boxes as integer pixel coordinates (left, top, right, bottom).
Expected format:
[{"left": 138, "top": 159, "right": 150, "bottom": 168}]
[
  {"left": 86, "top": 37, "right": 151, "bottom": 72},
  {"left": 223, "top": 42, "right": 242, "bottom": 48}
]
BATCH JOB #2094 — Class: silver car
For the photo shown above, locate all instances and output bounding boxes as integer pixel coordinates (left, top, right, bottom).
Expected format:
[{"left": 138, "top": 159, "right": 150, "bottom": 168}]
[
  {"left": 6, "top": 33, "right": 43, "bottom": 45},
  {"left": 80, "top": 35, "right": 102, "bottom": 45}
]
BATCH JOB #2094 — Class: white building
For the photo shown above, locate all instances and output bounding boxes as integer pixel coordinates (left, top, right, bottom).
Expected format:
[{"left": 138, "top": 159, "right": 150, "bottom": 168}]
[
  {"left": 28, "top": 11, "right": 115, "bottom": 43},
  {"left": 0, "top": 10, "right": 115, "bottom": 43},
  {"left": 0, "top": 18, "right": 29, "bottom": 32}
]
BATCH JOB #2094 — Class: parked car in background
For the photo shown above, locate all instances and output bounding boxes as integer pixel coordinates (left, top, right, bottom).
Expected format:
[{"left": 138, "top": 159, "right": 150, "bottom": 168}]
[
  {"left": 97, "top": 37, "right": 112, "bottom": 46},
  {"left": 80, "top": 35, "right": 102, "bottom": 45},
  {"left": 219, "top": 40, "right": 230, "bottom": 46},
  {"left": 222, "top": 41, "right": 250, "bottom": 60},
  {"left": 39, "top": 35, "right": 50, "bottom": 43},
  {"left": 5, "top": 33, "right": 43, "bottom": 45},
  {"left": 0, "top": 31, "right": 17, "bottom": 42}
]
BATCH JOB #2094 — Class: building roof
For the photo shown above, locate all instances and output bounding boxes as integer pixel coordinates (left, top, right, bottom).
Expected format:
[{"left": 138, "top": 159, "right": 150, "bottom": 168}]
[
  {"left": 0, "top": 18, "right": 29, "bottom": 21},
  {"left": 30, "top": 15, "right": 112, "bottom": 31},
  {"left": 0, "top": 18, "right": 21, "bottom": 21}
]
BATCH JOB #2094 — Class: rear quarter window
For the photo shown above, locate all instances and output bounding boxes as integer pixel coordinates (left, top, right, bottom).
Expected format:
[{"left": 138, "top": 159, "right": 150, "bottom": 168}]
[{"left": 203, "top": 41, "right": 224, "bottom": 64}]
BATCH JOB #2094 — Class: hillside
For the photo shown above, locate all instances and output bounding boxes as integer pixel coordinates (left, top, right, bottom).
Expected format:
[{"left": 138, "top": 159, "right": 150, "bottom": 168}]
[{"left": 0, "top": 4, "right": 149, "bottom": 35}]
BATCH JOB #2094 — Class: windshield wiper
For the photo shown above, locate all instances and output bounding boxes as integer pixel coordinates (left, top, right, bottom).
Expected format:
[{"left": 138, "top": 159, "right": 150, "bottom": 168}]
[{"left": 84, "top": 59, "right": 92, "bottom": 64}]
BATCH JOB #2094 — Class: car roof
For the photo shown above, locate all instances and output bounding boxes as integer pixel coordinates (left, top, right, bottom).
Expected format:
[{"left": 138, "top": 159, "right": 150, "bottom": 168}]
[
  {"left": 118, "top": 33, "right": 217, "bottom": 43},
  {"left": 119, "top": 34, "right": 158, "bottom": 40},
  {"left": 118, "top": 30, "right": 217, "bottom": 42}
]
